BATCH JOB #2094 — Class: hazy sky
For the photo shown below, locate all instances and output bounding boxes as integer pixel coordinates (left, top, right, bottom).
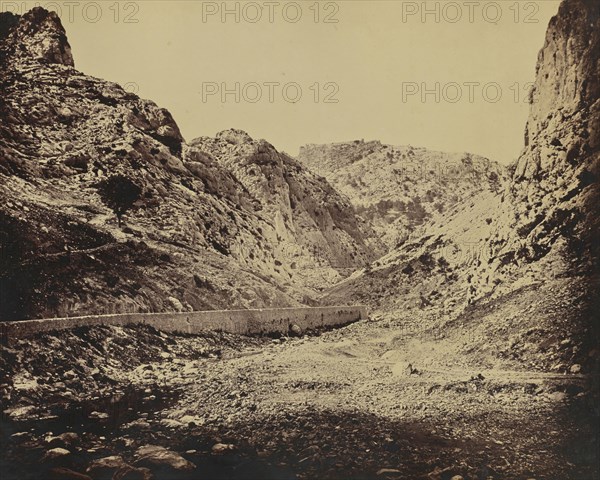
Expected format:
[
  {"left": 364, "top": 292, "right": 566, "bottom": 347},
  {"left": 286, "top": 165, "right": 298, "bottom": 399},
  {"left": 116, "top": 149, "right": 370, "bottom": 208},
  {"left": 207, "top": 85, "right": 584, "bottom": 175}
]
[{"left": 7, "top": 1, "right": 561, "bottom": 163}]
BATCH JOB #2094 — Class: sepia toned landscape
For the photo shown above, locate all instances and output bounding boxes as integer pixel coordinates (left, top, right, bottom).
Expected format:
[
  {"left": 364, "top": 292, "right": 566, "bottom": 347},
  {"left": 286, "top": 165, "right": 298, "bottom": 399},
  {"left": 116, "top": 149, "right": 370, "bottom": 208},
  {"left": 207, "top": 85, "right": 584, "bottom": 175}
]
[{"left": 0, "top": 1, "right": 598, "bottom": 479}]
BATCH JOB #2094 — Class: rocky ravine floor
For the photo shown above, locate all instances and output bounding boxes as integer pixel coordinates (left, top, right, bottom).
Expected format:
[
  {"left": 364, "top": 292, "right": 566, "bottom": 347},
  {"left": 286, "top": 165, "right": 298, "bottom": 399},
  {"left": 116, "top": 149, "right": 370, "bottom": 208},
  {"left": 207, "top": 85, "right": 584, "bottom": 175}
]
[{"left": 1, "top": 310, "right": 597, "bottom": 480}]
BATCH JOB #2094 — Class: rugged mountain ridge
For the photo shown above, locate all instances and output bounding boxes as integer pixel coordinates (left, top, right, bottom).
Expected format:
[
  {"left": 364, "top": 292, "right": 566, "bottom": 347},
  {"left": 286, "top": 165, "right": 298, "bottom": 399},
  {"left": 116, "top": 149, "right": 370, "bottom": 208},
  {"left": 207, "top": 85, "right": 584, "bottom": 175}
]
[
  {"left": 0, "top": 7, "right": 379, "bottom": 320},
  {"left": 322, "top": 0, "right": 599, "bottom": 373},
  {"left": 191, "top": 130, "right": 384, "bottom": 290},
  {"left": 0, "top": 8, "right": 293, "bottom": 319},
  {"left": 298, "top": 140, "right": 505, "bottom": 248}
]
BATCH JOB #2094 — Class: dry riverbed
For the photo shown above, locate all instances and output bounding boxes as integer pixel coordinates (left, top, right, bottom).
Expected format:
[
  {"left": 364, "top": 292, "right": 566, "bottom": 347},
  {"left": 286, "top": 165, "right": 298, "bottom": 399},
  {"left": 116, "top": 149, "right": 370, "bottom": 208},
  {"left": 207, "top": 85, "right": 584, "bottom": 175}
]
[{"left": 1, "top": 320, "right": 598, "bottom": 480}]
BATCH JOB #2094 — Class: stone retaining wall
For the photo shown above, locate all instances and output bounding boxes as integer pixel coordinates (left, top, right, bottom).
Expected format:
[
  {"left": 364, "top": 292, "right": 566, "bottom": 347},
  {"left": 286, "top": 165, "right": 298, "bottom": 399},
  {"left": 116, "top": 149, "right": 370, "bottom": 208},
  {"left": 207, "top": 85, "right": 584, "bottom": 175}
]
[{"left": 0, "top": 306, "right": 368, "bottom": 344}]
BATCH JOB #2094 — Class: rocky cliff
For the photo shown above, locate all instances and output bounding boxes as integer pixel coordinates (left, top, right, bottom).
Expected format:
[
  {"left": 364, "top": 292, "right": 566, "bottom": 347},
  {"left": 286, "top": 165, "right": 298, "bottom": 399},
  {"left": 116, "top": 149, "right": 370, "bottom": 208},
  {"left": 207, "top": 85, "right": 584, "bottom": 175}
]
[
  {"left": 0, "top": 7, "right": 380, "bottom": 320},
  {"left": 0, "top": 8, "right": 73, "bottom": 66},
  {"left": 468, "top": 0, "right": 600, "bottom": 300},
  {"left": 322, "top": 0, "right": 599, "bottom": 373}
]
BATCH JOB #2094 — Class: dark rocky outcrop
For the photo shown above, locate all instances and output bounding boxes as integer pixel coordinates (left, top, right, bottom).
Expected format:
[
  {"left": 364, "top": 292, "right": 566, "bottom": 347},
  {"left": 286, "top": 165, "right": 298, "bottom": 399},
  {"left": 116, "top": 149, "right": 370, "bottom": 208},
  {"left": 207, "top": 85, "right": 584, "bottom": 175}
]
[{"left": 1, "top": 7, "right": 73, "bottom": 66}]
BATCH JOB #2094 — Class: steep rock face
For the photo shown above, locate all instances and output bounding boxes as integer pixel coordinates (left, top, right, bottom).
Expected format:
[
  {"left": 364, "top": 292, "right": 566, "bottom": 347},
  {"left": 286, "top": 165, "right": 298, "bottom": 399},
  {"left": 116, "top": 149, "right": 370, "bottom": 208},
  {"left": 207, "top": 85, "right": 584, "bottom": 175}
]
[
  {"left": 524, "top": 0, "right": 599, "bottom": 146},
  {"left": 468, "top": 0, "right": 599, "bottom": 300},
  {"left": 323, "top": 0, "right": 599, "bottom": 371},
  {"left": 298, "top": 140, "right": 505, "bottom": 248},
  {"left": 511, "top": 0, "right": 599, "bottom": 249},
  {"left": 191, "top": 130, "right": 384, "bottom": 291}
]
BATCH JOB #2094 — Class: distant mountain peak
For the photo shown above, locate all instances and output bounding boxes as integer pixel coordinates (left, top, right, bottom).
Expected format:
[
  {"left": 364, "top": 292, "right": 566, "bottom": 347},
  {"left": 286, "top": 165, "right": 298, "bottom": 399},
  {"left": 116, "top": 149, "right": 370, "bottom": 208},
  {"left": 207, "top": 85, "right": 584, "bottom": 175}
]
[
  {"left": 298, "top": 140, "right": 505, "bottom": 249},
  {"left": 1, "top": 7, "right": 74, "bottom": 66}
]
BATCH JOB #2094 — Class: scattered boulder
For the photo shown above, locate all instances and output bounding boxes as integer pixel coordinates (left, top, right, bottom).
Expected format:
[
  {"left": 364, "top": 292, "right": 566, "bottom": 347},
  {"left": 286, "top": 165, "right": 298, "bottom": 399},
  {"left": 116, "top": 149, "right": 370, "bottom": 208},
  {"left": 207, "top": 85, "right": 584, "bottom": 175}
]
[
  {"left": 167, "top": 297, "right": 184, "bottom": 312},
  {"left": 42, "top": 447, "right": 71, "bottom": 462},
  {"left": 5, "top": 405, "right": 37, "bottom": 419},
  {"left": 546, "top": 391, "right": 567, "bottom": 402},
  {"left": 87, "top": 455, "right": 130, "bottom": 479},
  {"left": 290, "top": 324, "right": 302, "bottom": 336},
  {"left": 211, "top": 443, "right": 235, "bottom": 454},
  {"left": 391, "top": 361, "right": 415, "bottom": 377},
  {"left": 88, "top": 411, "right": 109, "bottom": 419},
  {"left": 134, "top": 445, "right": 195, "bottom": 472},
  {"left": 570, "top": 364, "right": 582, "bottom": 374},
  {"left": 124, "top": 418, "right": 151, "bottom": 430},
  {"left": 46, "top": 432, "right": 80, "bottom": 448},
  {"left": 377, "top": 468, "right": 401, "bottom": 476},
  {"left": 426, "top": 466, "right": 464, "bottom": 480},
  {"left": 113, "top": 466, "right": 153, "bottom": 480}
]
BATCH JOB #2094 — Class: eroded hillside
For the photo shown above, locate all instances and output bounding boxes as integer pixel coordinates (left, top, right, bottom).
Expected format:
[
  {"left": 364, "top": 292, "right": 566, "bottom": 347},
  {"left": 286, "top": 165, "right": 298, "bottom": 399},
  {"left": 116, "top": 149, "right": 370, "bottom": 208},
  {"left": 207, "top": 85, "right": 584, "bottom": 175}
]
[{"left": 0, "top": 8, "right": 380, "bottom": 320}]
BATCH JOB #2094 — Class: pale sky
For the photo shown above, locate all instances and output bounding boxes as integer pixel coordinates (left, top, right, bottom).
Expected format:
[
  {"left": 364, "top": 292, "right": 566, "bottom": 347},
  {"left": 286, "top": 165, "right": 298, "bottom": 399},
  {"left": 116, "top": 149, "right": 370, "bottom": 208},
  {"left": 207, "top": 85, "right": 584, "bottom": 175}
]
[{"left": 6, "top": 1, "right": 561, "bottom": 163}]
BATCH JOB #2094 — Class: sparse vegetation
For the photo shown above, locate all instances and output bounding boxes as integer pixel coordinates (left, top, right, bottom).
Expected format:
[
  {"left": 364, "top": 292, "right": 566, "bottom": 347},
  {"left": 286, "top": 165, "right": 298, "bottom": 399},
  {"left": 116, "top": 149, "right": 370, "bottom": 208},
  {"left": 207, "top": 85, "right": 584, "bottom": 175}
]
[{"left": 96, "top": 175, "right": 143, "bottom": 227}]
